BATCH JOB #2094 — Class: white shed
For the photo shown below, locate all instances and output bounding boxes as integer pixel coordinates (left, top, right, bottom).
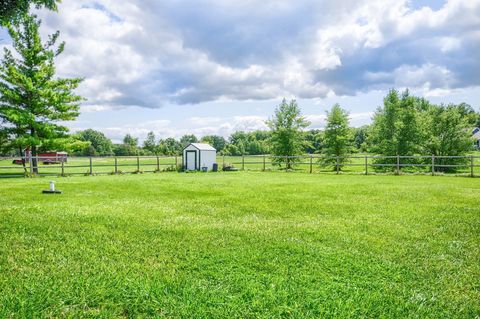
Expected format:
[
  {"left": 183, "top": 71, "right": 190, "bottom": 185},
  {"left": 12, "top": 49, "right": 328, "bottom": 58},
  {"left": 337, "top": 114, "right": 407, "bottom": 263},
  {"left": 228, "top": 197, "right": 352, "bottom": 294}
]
[{"left": 183, "top": 143, "right": 217, "bottom": 171}]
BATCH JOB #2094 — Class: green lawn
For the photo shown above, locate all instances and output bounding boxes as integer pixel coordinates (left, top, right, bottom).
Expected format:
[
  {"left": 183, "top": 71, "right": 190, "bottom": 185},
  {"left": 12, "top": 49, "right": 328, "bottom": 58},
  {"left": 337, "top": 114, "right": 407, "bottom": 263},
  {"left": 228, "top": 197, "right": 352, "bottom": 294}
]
[{"left": 1, "top": 172, "right": 479, "bottom": 318}]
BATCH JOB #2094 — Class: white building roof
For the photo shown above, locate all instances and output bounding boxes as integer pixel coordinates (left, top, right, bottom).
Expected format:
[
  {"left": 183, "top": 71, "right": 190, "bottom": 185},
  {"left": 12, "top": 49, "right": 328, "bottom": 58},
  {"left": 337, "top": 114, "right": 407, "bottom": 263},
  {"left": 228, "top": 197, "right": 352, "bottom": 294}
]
[
  {"left": 473, "top": 127, "right": 480, "bottom": 139},
  {"left": 188, "top": 143, "right": 216, "bottom": 151}
]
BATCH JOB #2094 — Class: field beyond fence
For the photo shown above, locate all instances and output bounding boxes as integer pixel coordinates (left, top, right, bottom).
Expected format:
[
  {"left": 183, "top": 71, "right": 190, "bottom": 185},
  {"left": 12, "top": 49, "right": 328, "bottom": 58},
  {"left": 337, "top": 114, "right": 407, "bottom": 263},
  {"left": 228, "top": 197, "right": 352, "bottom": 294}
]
[{"left": 1, "top": 154, "right": 479, "bottom": 178}]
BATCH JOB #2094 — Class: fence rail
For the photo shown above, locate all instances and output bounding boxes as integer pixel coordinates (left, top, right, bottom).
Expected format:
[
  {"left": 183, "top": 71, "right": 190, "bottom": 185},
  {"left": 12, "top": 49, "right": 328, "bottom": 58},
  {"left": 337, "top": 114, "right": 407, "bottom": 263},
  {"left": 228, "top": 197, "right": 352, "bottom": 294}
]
[{"left": 0, "top": 154, "right": 479, "bottom": 178}]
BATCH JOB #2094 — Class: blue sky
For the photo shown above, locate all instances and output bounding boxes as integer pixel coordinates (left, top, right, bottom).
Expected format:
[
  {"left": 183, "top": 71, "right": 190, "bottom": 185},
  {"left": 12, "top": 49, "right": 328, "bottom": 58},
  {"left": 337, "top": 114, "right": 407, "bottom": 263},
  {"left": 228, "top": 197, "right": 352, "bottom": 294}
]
[{"left": 1, "top": 0, "right": 479, "bottom": 142}]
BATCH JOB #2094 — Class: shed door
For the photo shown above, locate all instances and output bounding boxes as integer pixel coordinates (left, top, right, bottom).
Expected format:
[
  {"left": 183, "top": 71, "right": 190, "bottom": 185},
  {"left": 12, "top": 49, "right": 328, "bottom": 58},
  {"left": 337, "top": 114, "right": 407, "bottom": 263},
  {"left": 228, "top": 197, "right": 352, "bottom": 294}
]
[{"left": 186, "top": 151, "right": 197, "bottom": 170}]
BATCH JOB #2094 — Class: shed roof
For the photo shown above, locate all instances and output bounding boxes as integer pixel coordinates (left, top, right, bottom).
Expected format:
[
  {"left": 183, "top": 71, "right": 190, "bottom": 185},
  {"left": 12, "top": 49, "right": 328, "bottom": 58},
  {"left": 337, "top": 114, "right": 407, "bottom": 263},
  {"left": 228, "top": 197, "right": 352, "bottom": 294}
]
[
  {"left": 473, "top": 127, "right": 480, "bottom": 139},
  {"left": 186, "top": 143, "right": 216, "bottom": 151}
]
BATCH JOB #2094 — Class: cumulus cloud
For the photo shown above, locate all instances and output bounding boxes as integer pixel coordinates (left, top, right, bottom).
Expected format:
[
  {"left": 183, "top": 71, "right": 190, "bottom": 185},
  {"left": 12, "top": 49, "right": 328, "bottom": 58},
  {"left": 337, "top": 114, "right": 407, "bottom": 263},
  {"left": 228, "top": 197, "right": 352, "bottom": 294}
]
[{"left": 18, "top": 0, "right": 478, "bottom": 109}]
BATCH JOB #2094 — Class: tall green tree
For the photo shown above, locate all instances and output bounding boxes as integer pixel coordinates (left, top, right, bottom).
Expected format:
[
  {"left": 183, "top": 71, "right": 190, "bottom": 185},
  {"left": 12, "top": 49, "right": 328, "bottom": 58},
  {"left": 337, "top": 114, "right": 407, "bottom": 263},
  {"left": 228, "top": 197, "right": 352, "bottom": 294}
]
[
  {"left": 266, "top": 99, "right": 310, "bottom": 169},
  {"left": 322, "top": 104, "right": 352, "bottom": 169},
  {"left": 423, "top": 104, "right": 473, "bottom": 171},
  {"left": 1, "top": 0, "right": 58, "bottom": 25},
  {"left": 143, "top": 131, "right": 157, "bottom": 154},
  {"left": 368, "top": 89, "right": 423, "bottom": 169},
  {"left": 228, "top": 131, "right": 248, "bottom": 155},
  {"left": 0, "top": 14, "right": 83, "bottom": 173}
]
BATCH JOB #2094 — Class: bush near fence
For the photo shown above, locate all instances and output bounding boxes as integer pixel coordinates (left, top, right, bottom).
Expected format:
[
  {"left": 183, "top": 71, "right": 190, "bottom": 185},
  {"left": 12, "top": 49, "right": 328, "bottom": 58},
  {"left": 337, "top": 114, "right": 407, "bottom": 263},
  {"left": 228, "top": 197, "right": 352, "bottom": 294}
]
[{"left": 1, "top": 154, "right": 478, "bottom": 178}]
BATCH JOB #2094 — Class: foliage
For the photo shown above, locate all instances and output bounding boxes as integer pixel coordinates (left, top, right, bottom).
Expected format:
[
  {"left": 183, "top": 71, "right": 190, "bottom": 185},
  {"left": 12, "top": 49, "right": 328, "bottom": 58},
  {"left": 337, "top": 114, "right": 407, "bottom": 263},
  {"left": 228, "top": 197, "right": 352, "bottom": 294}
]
[
  {"left": 179, "top": 134, "right": 198, "bottom": 148},
  {"left": 352, "top": 126, "right": 369, "bottom": 152},
  {"left": 266, "top": 99, "right": 310, "bottom": 169},
  {"left": 0, "top": 0, "right": 58, "bottom": 25},
  {"left": 201, "top": 135, "right": 227, "bottom": 152},
  {"left": 423, "top": 104, "right": 473, "bottom": 171},
  {"left": 453, "top": 102, "right": 479, "bottom": 127},
  {"left": 369, "top": 89, "right": 424, "bottom": 157},
  {"left": 40, "top": 135, "right": 89, "bottom": 155},
  {"left": 113, "top": 134, "right": 139, "bottom": 156},
  {"left": 322, "top": 104, "right": 352, "bottom": 169},
  {"left": 303, "top": 130, "right": 324, "bottom": 154},
  {"left": 158, "top": 137, "right": 181, "bottom": 155},
  {"left": 0, "top": 173, "right": 479, "bottom": 318},
  {"left": 76, "top": 129, "right": 114, "bottom": 156},
  {"left": 224, "top": 131, "right": 270, "bottom": 155},
  {"left": 368, "top": 89, "right": 425, "bottom": 170},
  {"left": 123, "top": 134, "right": 138, "bottom": 148},
  {"left": 0, "top": 14, "right": 83, "bottom": 173},
  {"left": 142, "top": 131, "right": 157, "bottom": 154}
]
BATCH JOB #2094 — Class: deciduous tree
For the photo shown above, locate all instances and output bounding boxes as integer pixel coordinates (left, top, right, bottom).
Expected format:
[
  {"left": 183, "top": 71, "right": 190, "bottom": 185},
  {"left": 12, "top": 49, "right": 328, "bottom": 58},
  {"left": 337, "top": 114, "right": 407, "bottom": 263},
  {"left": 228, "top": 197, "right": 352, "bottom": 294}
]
[
  {"left": 266, "top": 99, "right": 310, "bottom": 169},
  {"left": 322, "top": 104, "right": 352, "bottom": 169},
  {"left": 368, "top": 89, "right": 424, "bottom": 169},
  {"left": 143, "top": 131, "right": 157, "bottom": 154},
  {"left": 0, "top": 0, "right": 58, "bottom": 25},
  {"left": 423, "top": 104, "right": 473, "bottom": 171},
  {"left": 77, "top": 129, "right": 114, "bottom": 156}
]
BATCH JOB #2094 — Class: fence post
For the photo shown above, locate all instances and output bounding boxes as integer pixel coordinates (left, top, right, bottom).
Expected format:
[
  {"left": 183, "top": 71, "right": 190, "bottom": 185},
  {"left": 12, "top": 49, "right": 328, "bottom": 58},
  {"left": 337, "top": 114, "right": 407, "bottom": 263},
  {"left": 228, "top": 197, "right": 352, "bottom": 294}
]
[
  {"left": 263, "top": 154, "right": 266, "bottom": 171},
  {"left": 115, "top": 157, "right": 118, "bottom": 174},
  {"left": 89, "top": 157, "right": 93, "bottom": 175},
  {"left": 471, "top": 156, "right": 474, "bottom": 178},
  {"left": 396, "top": 155, "right": 400, "bottom": 175},
  {"left": 336, "top": 156, "right": 340, "bottom": 174},
  {"left": 28, "top": 154, "right": 33, "bottom": 177},
  {"left": 365, "top": 156, "right": 368, "bottom": 175},
  {"left": 175, "top": 156, "right": 178, "bottom": 168},
  {"left": 156, "top": 156, "right": 160, "bottom": 172},
  {"left": 431, "top": 155, "right": 435, "bottom": 176},
  {"left": 137, "top": 156, "right": 140, "bottom": 172},
  {"left": 242, "top": 155, "right": 245, "bottom": 171},
  {"left": 310, "top": 155, "right": 313, "bottom": 174},
  {"left": 61, "top": 160, "right": 65, "bottom": 177}
]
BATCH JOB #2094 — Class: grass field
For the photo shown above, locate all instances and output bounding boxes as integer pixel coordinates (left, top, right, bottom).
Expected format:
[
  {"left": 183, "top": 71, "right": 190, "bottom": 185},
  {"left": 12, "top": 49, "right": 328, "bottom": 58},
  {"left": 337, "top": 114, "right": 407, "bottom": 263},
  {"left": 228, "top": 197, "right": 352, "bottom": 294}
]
[{"left": 1, "top": 172, "right": 479, "bottom": 318}]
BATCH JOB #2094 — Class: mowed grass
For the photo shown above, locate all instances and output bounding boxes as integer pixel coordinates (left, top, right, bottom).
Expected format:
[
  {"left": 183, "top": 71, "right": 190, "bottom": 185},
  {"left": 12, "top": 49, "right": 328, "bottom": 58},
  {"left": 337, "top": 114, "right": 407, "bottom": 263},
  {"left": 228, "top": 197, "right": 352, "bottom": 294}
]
[{"left": 0, "top": 172, "right": 479, "bottom": 318}]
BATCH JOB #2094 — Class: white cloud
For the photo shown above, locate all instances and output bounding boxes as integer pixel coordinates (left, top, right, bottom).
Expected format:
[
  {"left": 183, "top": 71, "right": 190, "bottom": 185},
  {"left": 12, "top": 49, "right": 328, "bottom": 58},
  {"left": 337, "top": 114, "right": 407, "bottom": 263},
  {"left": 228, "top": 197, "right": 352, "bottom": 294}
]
[
  {"left": 14, "top": 0, "right": 475, "bottom": 109},
  {"left": 305, "top": 115, "right": 327, "bottom": 129},
  {"left": 187, "top": 117, "right": 223, "bottom": 126}
]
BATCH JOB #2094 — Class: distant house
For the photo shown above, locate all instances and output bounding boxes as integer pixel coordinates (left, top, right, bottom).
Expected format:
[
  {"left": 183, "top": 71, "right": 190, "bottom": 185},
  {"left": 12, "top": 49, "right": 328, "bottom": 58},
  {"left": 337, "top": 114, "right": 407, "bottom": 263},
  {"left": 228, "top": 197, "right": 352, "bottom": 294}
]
[{"left": 473, "top": 127, "right": 480, "bottom": 148}]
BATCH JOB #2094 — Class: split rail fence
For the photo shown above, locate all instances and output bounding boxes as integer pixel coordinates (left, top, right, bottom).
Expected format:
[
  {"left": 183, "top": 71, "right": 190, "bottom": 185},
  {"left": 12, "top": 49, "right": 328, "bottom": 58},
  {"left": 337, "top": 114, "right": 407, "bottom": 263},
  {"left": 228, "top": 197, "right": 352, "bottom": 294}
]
[{"left": 0, "top": 154, "right": 479, "bottom": 178}]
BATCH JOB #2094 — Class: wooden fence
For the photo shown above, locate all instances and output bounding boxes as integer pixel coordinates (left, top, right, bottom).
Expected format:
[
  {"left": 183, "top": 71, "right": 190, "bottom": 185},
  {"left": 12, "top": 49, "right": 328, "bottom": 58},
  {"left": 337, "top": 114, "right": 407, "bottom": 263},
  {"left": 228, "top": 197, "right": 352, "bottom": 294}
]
[{"left": 0, "top": 154, "right": 479, "bottom": 178}]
